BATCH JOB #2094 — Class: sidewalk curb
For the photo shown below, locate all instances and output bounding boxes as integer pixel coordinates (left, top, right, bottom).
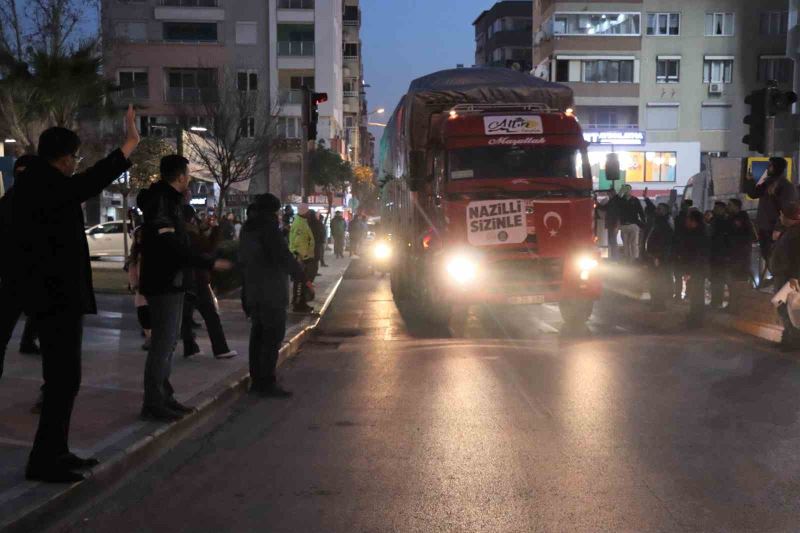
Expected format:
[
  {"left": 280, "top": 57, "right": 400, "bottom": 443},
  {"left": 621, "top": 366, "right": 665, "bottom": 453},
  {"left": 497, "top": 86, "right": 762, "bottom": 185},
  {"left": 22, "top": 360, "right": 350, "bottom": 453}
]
[
  {"left": 0, "top": 270, "right": 347, "bottom": 533},
  {"left": 604, "top": 283, "right": 783, "bottom": 344}
]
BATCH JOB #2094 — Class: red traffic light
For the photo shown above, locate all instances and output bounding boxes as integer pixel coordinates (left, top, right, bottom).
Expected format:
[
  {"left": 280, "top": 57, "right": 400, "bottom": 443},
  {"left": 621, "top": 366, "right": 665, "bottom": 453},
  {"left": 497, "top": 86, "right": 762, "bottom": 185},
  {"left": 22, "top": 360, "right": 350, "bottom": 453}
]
[{"left": 313, "top": 92, "right": 328, "bottom": 105}]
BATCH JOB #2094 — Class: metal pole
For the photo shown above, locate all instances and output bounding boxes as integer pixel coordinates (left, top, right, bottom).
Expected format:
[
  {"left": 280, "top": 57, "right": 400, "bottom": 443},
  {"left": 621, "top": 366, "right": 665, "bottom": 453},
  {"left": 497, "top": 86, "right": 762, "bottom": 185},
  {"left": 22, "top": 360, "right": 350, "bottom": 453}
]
[
  {"left": 766, "top": 115, "right": 776, "bottom": 156},
  {"left": 177, "top": 128, "right": 184, "bottom": 156},
  {"left": 301, "top": 129, "right": 309, "bottom": 203}
]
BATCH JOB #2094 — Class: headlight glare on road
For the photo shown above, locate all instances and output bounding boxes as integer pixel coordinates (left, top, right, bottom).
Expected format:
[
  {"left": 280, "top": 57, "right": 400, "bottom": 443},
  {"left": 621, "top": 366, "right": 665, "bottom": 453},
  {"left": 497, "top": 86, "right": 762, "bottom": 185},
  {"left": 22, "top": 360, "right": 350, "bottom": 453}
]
[
  {"left": 372, "top": 241, "right": 391, "bottom": 261},
  {"left": 445, "top": 255, "right": 478, "bottom": 284},
  {"left": 576, "top": 256, "right": 599, "bottom": 272}
]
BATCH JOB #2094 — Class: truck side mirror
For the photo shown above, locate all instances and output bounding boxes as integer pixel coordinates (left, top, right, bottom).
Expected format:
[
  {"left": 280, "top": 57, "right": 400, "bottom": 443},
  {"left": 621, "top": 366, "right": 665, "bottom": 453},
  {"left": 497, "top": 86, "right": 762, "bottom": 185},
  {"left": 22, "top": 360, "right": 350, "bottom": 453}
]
[
  {"left": 409, "top": 150, "right": 429, "bottom": 191},
  {"left": 605, "top": 153, "right": 621, "bottom": 182}
]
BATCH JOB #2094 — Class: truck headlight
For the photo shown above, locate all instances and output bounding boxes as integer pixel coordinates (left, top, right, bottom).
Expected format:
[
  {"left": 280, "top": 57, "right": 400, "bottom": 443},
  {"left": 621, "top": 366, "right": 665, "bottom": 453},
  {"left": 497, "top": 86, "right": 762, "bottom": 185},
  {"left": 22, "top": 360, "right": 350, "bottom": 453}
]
[
  {"left": 372, "top": 242, "right": 391, "bottom": 261},
  {"left": 445, "top": 254, "right": 478, "bottom": 284},
  {"left": 576, "top": 255, "right": 599, "bottom": 281}
]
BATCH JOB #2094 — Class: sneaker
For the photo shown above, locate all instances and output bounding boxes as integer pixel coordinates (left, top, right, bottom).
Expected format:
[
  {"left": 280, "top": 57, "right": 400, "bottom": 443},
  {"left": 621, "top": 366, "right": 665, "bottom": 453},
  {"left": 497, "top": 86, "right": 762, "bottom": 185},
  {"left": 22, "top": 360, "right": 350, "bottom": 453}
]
[
  {"left": 58, "top": 453, "right": 100, "bottom": 470},
  {"left": 166, "top": 398, "right": 195, "bottom": 414},
  {"left": 19, "top": 343, "right": 40, "bottom": 355},
  {"left": 140, "top": 405, "right": 185, "bottom": 422},
  {"left": 292, "top": 303, "right": 315, "bottom": 314},
  {"left": 214, "top": 350, "right": 238, "bottom": 360}
]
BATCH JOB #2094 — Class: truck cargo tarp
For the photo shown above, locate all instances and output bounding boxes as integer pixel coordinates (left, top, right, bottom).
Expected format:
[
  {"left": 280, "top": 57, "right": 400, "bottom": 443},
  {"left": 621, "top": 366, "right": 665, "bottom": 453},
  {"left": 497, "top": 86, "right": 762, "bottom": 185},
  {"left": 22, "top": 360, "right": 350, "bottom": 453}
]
[{"left": 404, "top": 68, "right": 574, "bottom": 150}]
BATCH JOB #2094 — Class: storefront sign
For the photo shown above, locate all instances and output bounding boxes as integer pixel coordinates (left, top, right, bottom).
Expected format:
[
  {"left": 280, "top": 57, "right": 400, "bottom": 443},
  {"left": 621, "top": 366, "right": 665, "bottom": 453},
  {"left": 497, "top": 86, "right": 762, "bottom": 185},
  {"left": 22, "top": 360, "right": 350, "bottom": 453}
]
[{"left": 583, "top": 130, "right": 645, "bottom": 146}]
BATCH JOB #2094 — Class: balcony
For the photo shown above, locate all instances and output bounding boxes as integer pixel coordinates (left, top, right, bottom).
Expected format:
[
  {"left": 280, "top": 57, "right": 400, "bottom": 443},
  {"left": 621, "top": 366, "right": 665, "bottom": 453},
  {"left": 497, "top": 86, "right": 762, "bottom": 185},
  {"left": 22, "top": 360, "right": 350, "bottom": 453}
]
[
  {"left": 344, "top": 16, "right": 360, "bottom": 26},
  {"left": 279, "top": 89, "right": 304, "bottom": 104},
  {"left": 278, "top": 0, "right": 314, "bottom": 8},
  {"left": 278, "top": 41, "right": 315, "bottom": 56},
  {"left": 166, "top": 87, "right": 218, "bottom": 104},
  {"left": 118, "top": 87, "right": 149, "bottom": 100},
  {"left": 343, "top": 91, "right": 358, "bottom": 98}
]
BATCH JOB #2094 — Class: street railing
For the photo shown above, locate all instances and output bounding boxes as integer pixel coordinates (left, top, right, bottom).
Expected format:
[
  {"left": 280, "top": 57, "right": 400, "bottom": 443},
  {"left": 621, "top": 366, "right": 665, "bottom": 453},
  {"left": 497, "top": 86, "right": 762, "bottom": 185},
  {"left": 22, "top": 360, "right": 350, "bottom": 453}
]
[
  {"left": 166, "top": 87, "right": 219, "bottom": 104},
  {"left": 279, "top": 89, "right": 304, "bottom": 105}
]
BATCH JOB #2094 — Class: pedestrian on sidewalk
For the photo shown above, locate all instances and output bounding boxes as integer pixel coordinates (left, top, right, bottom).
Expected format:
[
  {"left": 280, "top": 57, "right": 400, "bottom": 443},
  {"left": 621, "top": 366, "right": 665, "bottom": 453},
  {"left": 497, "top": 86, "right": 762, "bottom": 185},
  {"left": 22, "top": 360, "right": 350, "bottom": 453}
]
[
  {"left": 597, "top": 186, "right": 623, "bottom": 261},
  {"left": 644, "top": 203, "right": 674, "bottom": 312},
  {"left": 618, "top": 184, "right": 645, "bottom": 262},
  {"left": 709, "top": 201, "right": 731, "bottom": 309},
  {"left": 331, "top": 210, "right": 346, "bottom": 258},
  {"left": 0, "top": 156, "right": 41, "bottom": 378},
  {"left": 220, "top": 212, "right": 237, "bottom": 241},
  {"left": 743, "top": 157, "right": 796, "bottom": 287},
  {"left": 726, "top": 199, "right": 756, "bottom": 312},
  {"left": 769, "top": 202, "right": 800, "bottom": 350},
  {"left": 137, "top": 155, "right": 232, "bottom": 422},
  {"left": 289, "top": 205, "right": 316, "bottom": 313},
  {"left": 240, "top": 193, "right": 306, "bottom": 397},
  {"left": 349, "top": 214, "right": 366, "bottom": 257},
  {"left": 7, "top": 106, "right": 140, "bottom": 483},
  {"left": 180, "top": 205, "right": 238, "bottom": 360},
  {"left": 309, "top": 209, "right": 328, "bottom": 269},
  {"left": 125, "top": 227, "right": 151, "bottom": 351},
  {"left": 676, "top": 210, "right": 710, "bottom": 329}
]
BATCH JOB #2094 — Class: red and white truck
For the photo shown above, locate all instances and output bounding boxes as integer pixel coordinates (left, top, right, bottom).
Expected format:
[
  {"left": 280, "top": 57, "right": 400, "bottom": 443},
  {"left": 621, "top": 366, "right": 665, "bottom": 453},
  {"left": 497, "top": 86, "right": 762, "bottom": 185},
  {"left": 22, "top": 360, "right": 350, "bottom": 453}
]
[{"left": 379, "top": 68, "right": 600, "bottom": 327}]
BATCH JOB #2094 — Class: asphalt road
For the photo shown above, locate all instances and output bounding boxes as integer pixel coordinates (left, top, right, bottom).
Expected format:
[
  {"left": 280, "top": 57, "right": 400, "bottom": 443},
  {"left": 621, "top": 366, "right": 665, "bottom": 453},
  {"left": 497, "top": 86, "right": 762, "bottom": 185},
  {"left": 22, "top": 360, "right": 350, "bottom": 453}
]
[{"left": 60, "top": 262, "right": 800, "bottom": 533}]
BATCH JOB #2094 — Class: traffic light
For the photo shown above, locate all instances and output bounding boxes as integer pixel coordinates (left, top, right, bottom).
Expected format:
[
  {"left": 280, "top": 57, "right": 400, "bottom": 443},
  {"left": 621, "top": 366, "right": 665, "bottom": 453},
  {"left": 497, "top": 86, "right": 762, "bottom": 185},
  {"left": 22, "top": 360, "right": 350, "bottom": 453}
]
[
  {"left": 301, "top": 86, "right": 328, "bottom": 141},
  {"left": 768, "top": 87, "right": 798, "bottom": 115},
  {"left": 743, "top": 89, "right": 768, "bottom": 154}
]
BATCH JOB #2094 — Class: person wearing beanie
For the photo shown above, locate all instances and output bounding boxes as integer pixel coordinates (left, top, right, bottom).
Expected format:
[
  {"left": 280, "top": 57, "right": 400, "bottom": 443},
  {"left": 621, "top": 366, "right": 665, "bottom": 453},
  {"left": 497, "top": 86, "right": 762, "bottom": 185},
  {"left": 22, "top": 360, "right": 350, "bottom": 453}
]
[
  {"left": 769, "top": 202, "right": 800, "bottom": 350},
  {"left": 744, "top": 157, "right": 797, "bottom": 284},
  {"left": 239, "top": 193, "right": 305, "bottom": 397}
]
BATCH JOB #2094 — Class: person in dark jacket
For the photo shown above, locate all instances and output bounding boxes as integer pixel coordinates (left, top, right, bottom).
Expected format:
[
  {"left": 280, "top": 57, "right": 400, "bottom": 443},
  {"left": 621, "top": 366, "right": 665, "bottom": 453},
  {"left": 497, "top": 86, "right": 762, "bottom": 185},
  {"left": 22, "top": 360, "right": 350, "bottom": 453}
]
[
  {"left": 599, "top": 187, "right": 624, "bottom": 261},
  {"left": 672, "top": 199, "right": 693, "bottom": 299},
  {"left": 137, "top": 155, "right": 232, "bottom": 422},
  {"left": 331, "top": 211, "right": 346, "bottom": 258},
  {"left": 7, "top": 106, "right": 140, "bottom": 483},
  {"left": 0, "top": 156, "right": 41, "bottom": 378},
  {"left": 743, "top": 157, "right": 797, "bottom": 281},
  {"left": 618, "top": 184, "right": 645, "bottom": 261},
  {"left": 645, "top": 203, "right": 674, "bottom": 311},
  {"left": 726, "top": 199, "right": 756, "bottom": 310},
  {"left": 708, "top": 201, "right": 731, "bottom": 308},
  {"left": 676, "top": 210, "right": 710, "bottom": 328},
  {"left": 308, "top": 209, "right": 327, "bottom": 270},
  {"left": 179, "top": 206, "right": 237, "bottom": 359},
  {"left": 239, "top": 193, "right": 305, "bottom": 397},
  {"left": 769, "top": 202, "right": 800, "bottom": 350}
]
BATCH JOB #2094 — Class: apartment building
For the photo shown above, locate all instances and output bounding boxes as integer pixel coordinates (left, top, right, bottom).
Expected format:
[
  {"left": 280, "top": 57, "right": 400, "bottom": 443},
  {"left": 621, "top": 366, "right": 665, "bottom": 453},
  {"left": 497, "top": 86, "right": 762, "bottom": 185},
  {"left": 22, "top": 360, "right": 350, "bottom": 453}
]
[
  {"left": 474, "top": 1, "right": 533, "bottom": 72},
  {"left": 532, "top": 0, "right": 791, "bottom": 195},
  {"left": 342, "top": 0, "right": 371, "bottom": 169}
]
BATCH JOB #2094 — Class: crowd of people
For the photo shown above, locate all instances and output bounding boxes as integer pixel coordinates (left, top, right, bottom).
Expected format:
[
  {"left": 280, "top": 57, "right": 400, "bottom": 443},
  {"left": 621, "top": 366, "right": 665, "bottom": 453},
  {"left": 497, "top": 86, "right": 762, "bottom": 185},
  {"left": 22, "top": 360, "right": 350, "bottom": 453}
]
[{"left": 0, "top": 106, "right": 359, "bottom": 484}]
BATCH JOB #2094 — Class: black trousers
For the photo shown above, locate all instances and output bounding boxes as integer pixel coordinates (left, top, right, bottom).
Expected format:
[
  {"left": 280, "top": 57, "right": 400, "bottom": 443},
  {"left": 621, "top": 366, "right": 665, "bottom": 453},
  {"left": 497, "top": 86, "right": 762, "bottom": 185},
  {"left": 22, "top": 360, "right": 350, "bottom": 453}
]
[
  {"left": 709, "top": 261, "right": 727, "bottom": 307},
  {"left": 333, "top": 236, "right": 344, "bottom": 258},
  {"left": 0, "top": 285, "right": 38, "bottom": 378},
  {"left": 248, "top": 305, "right": 287, "bottom": 390},
  {"left": 686, "top": 271, "right": 706, "bottom": 324},
  {"left": 182, "top": 284, "right": 230, "bottom": 355},
  {"left": 292, "top": 259, "right": 316, "bottom": 307},
  {"left": 649, "top": 261, "right": 672, "bottom": 308},
  {"left": 28, "top": 311, "right": 83, "bottom": 467}
]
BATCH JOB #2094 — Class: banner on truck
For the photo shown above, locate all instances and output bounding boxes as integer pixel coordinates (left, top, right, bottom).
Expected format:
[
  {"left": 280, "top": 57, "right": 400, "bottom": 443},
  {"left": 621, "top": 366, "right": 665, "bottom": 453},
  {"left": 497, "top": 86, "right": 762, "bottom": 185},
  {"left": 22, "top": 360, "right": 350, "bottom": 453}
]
[{"left": 466, "top": 199, "right": 527, "bottom": 246}]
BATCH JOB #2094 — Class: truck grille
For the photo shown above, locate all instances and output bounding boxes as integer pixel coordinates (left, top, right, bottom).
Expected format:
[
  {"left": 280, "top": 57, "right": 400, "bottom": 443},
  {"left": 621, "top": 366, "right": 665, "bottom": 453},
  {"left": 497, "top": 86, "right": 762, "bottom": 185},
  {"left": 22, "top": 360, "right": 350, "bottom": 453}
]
[{"left": 488, "top": 258, "right": 564, "bottom": 285}]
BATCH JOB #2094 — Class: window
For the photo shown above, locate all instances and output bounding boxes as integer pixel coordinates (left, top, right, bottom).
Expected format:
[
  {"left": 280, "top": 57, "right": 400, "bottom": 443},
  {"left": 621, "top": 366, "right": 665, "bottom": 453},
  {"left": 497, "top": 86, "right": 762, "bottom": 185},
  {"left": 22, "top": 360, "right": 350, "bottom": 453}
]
[
  {"left": 343, "top": 43, "right": 359, "bottom": 58},
  {"left": 583, "top": 60, "right": 634, "bottom": 83},
  {"left": 448, "top": 146, "right": 583, "bottom": 180},
  {"left": 553, "top": 13, "right": 640, "bottom": 36},
  {"left": 240, "top": 117, "right": 255, "bottom": 138},
  {"left": 656, "top": 58, "right": 680, "bottom": 83},
  {"left": 115, "top": 21, "right": 147, "bottom": 42},
  {"left": 555, "top": 60, "right": 569, "bottom": 82},
  {"left": 760, "top": 11, "right": 788, "bottom": 35},
  {"left": 343, "top": 78, "right": 358, "bottom": 96},
  {"left": 166, "top": 68, "right": 217, "bottom": 103},
  {"left": 492, "top": 48, "right": 504, "bottom": 62},
  {"left": 758, "top": 57, "right": 793, "bottom": 83},
  {"left": 493, "top": 17, "right": 532, "bottom": 32},
  {"left": 345, "top": 115, "right": 355, "bottom": 128},
  {"left": 701, "top": 105, "right": 731, "bottom": 131},
  {"left": 705, "top": 13, "right": 734, "bottom": 36},
  {"left": 278, "top": 0, "right": 314, "bottom": 8},
  {"left": 237, "top": 71, "right": 258, "bottom": 91},
  {"left": 647, "top": 13, "right": 679, "bottom": 36},
  {"left": 703, "top": 59, "right": 733, "bottom": 83},
  {"left": 235, "top": 22, "right": 257, "bottom": 45},
  {"left": 644, "top": 152, "right": 677, "bottom": 182},
  {"left": 163, "top": 22, "right": 218, "bottom": 42},
  {"left": 118, "top": 70, "right": 149, "bottom": 98},
  {"left": 162, "top": 0, "right": 217, "bottom": 6},
  {"left": 278, "top": 117, "right": 300, "bottom": 138},
  {"left": 646, "top": 104, "right": 679, "bottom": 131}
]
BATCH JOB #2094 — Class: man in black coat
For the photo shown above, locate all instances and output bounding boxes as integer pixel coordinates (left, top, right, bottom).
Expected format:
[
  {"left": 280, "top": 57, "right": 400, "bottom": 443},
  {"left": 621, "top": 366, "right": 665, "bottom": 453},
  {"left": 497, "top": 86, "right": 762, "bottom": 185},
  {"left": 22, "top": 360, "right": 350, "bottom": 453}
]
[
  {"left": 644, "top": 203, "right": 674, "bottom": 311},
  {"left": 676, "top": 210, "right": 710, "bottom": 328},
  {"left": 708, "top": 201, "right": 731, "bottom": 308},
  {"left": 743, "top": 157, "right": 797, "bottom": 274},
  {"left": 308, "top": 209, "right": 327, "bottom": 269},
  {"left": 8, "top": 106, "right": 140, "bottom": 483},
  {"left": 672, "top": 199, "right": 693, "bottom": 299},
  {"left": 726, "top": 199, "right": 756, "bottom": 311},
  {"left": 239, "top": 193, "right": 305, "bottom": 397},
  {"left": 0, "top": 156, "right": 41, "bottom": 378},
  {"left": 137, "top": 155, "right": 232, "bottom": 421}
]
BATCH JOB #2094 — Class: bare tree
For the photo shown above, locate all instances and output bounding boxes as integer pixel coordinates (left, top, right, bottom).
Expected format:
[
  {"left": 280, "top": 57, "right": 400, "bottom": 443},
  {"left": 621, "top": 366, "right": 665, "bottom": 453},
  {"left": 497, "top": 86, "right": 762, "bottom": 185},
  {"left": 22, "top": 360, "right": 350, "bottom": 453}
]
[{"left": 179, "top": 75, "right": 287, "bottom": 212}]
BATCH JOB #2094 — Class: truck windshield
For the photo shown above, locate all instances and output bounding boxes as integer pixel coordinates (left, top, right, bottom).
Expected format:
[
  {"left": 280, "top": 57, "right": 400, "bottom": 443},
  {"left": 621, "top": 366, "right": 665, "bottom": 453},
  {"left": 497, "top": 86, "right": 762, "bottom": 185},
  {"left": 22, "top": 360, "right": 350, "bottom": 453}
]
[{"left": 448, "top": 146, "right": 582, "bottom": 180}]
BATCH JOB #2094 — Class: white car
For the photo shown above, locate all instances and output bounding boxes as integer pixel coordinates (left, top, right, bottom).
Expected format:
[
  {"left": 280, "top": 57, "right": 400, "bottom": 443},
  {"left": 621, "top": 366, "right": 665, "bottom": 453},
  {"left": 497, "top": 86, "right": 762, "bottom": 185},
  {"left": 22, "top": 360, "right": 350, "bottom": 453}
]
[{"left": 86, "top": 221, "right": 130, "bottom": 258}]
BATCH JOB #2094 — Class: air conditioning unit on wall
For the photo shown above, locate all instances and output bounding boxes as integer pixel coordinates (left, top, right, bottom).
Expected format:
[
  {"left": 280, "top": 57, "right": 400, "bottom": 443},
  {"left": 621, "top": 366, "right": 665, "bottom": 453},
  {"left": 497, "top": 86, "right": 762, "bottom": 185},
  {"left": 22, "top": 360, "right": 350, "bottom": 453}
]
[{"left": 709, "top": 83, "right": 724, "bottom": 95}]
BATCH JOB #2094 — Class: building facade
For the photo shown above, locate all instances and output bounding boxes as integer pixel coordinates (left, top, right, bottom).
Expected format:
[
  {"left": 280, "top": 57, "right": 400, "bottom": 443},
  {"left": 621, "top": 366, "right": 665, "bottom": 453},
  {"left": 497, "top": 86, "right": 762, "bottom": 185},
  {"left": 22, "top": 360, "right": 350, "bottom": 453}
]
[
  {"left": 474, "top": 1, "right": 533, "bottom": 72},
  {"left": 533, "top": 0, "right": 791, "bottom": 194}
]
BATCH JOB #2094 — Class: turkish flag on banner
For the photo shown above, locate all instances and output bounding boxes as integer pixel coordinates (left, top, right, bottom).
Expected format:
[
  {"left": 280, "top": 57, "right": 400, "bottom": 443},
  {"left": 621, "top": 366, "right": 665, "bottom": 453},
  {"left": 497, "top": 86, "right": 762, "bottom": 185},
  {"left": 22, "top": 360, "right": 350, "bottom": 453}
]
[{"left": 532, "top": 198, "right": 594, "bottom": 256}]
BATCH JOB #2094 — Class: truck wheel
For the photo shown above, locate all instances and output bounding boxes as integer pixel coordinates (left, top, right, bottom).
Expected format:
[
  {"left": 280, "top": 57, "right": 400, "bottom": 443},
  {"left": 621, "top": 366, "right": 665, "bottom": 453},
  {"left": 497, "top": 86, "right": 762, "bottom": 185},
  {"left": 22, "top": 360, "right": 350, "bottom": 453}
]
[{"left": 559, "top": 300, "right": 593, "bottom": 325}]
